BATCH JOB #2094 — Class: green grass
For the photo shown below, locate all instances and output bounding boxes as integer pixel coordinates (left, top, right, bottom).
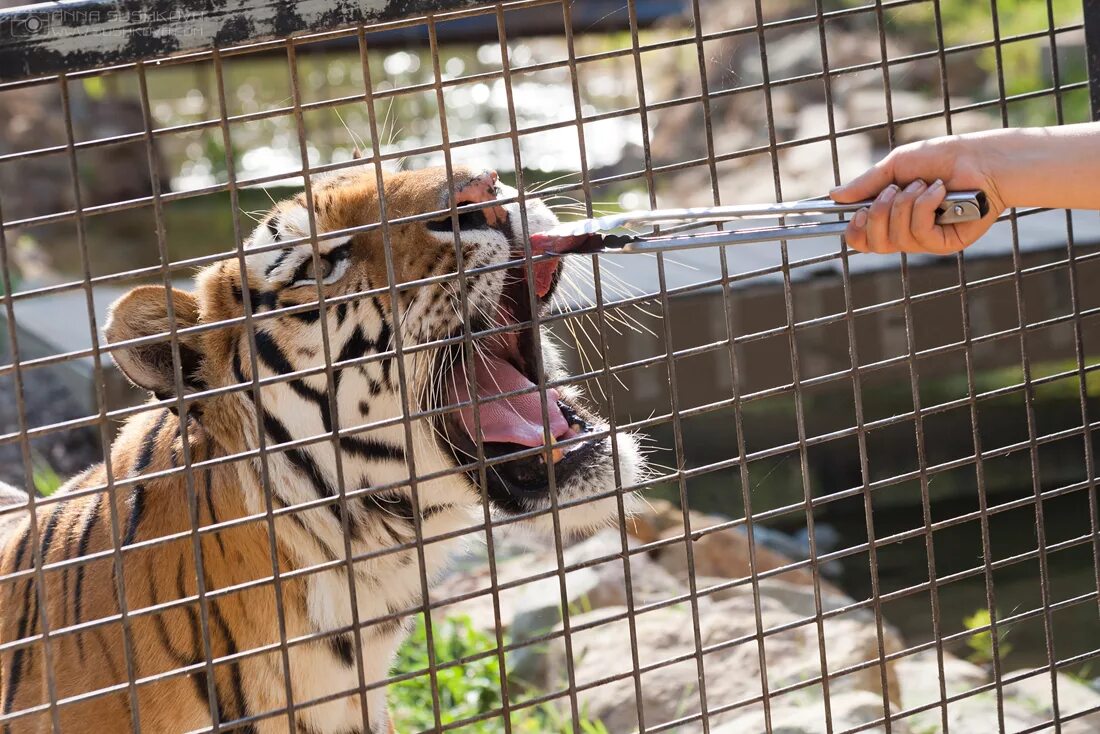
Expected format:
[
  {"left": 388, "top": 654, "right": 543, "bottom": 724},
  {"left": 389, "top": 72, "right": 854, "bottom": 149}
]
[
  {"left": 31, "top": 454, "right": 63, "bottom": 496},
  {"left": 390, "top": 615, "right": 608, "bottom": 734},
  {"left": 962, "top": 608, "right": 1014, "bottom": 667}
]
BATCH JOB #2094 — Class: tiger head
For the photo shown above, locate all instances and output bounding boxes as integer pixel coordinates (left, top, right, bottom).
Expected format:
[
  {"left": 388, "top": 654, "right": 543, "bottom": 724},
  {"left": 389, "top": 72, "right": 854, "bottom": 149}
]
[{"left": 105, "top": 165, "right": 645, "bottom": 544}]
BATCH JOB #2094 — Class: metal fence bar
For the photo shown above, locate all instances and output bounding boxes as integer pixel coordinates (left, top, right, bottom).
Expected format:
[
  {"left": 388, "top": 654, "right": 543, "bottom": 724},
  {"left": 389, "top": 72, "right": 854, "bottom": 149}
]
[
  {"left": 0, "top": 0, "right": 1095, "bottom": 732},
  {"left": 286, "top": 37, "right": 380, "bottom": 732},
  {"left": 0, "top": 170, "right": 64, "bottom": 734},
  {"left": 687, "top": 0, "right": 777, "bottom": 728},
  {"left": 1049, "top": 7, "right": 1100, "bottom": 730},
  {"left": 513, "top": 5, "right": 585, "bottom": 727},
  {"left": 989, "top": 2, "right": 1065, "bottom": 730},
  {"left": 579, "top": 3, "right": 652, "bottom": 728},
  {"left": 872, "top": 0, "right": 953, "bottom": 729},
  {"left": 208, "top": 43, "right": 305, "bottom": 733},
  {"left": 1087, "top": 0, "right": 1100, "bottom": 119},
  {"left": 1057, "top": 3, "right": 1100, "bottom": 696},
  {"left": 752, "top": 2, "right": 840, "bottom": 730},
  {"left": 817, "top": 0, "right": 897, "bottom": 728},
  {"left": 938, "top": 0, "right": 1011, "bottom": 722},
  {"left": 134, "top": 58, "right": 224, "bottom": 733}
]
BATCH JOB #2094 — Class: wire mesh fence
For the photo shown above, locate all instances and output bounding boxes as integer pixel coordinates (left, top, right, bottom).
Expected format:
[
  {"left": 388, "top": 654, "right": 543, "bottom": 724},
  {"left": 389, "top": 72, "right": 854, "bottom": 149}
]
[{"left": 0, "top": 0, "right": 1097, "bottom": 732}]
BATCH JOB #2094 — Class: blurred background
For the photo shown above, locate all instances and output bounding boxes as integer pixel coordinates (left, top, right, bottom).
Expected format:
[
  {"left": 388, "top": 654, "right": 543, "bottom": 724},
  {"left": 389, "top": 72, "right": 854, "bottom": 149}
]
[{"left": 2, "top": 0, "right": 1100, "bottom": 722}]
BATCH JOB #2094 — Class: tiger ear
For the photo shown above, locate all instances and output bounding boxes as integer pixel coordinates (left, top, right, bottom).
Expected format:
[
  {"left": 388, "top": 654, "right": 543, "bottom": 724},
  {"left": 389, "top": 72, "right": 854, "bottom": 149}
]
[{"left": 105, "top": 286, "right": 205, "bottom": 400}]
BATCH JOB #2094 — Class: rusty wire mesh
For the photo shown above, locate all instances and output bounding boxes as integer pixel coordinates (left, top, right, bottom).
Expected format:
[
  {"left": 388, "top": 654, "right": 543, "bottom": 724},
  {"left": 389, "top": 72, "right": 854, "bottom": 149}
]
[{"left": 0, "top": 0, "right": 1098, "bottom": 732}]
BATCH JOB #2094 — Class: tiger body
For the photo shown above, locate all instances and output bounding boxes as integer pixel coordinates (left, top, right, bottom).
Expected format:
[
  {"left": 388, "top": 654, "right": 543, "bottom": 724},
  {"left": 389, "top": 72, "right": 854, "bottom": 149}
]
[{"left": 0, "top": 165, "right": 644, "bottom": 733}]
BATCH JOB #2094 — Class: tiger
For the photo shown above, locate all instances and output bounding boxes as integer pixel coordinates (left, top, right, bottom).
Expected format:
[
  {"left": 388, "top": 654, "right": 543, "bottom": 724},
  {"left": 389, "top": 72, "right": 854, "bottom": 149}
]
[{"left": 0, "top": 164, "right": 645, "bottom": 733}]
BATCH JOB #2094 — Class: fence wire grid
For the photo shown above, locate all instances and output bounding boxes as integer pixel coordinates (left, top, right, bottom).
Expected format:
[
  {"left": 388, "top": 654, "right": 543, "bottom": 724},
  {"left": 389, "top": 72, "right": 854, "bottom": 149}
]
[{"left": 0, "top": 0, "right": 1098, "bottom": 733}]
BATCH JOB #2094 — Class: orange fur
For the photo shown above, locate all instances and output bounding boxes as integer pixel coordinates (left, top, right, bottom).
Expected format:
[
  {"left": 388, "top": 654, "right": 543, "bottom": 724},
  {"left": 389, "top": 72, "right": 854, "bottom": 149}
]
[{"left": 0, "top": 164, "right": 643, "bottom": 733}]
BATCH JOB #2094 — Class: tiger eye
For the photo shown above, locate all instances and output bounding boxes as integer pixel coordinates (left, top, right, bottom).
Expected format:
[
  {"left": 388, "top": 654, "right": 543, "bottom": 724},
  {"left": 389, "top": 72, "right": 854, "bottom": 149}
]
[{"left": 303, "top": 257, "right": 333, "bottom": 281}]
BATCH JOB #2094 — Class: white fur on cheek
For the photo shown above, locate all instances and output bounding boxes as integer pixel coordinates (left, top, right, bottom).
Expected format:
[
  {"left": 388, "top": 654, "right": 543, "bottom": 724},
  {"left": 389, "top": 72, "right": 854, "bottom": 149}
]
[{"left": 502, "top": 194, "right": 560, "bottom": 240}]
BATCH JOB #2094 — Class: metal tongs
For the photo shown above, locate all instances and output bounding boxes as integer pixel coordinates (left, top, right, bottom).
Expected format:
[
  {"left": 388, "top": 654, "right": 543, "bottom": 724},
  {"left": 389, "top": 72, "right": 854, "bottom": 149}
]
[{"left": 531, "top": 190, "right": 988, "bottom": 254}]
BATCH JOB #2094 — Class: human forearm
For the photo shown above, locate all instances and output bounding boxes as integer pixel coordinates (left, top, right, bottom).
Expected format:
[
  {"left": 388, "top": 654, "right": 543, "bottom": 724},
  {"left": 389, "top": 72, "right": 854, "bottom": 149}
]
[{"left": 979, "top": 123, "right": 1100, "bottom": 211}]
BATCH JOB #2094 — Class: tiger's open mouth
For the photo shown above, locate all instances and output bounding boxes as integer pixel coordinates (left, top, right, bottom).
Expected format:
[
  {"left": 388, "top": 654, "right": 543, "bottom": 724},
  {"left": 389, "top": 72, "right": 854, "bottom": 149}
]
[{"left": 440, "top": 231, "right": 603, "bottom": 503}]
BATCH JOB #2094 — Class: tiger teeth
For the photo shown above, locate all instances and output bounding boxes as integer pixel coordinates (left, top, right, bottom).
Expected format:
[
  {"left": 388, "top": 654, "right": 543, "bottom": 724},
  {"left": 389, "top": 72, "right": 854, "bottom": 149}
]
[
  {"left": 551, "top": 435, "right": 566, "bottom": 463},
  {"left": 536, "top": 435, "right": 564, "bottom": 464}
]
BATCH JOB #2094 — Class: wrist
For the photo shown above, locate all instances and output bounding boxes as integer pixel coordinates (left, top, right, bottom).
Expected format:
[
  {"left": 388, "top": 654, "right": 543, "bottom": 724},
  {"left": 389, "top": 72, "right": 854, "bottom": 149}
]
[{"left": 956, "top": 128, "right": 1028, "bottom": 210}]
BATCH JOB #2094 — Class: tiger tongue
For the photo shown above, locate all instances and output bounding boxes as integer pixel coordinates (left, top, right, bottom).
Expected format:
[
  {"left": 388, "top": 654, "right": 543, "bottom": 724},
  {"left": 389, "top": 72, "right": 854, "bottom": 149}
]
[{"left": 448, "top": 352, "right": 570, "bottom": 447}]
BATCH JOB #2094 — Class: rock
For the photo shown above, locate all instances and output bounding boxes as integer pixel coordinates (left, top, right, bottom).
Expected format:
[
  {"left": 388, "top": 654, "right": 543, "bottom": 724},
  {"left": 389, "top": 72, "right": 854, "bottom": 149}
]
[
  {"left": 429, "top": 550, "right": 543, "bottom": 634},
  {"left": 740, "top": 578, "right": 856, "bottom": 619},
  {"left": 0, "top": 339, "right": 102, "bottom": 489},
  {"left": 840, "top": 88, "right": 942, "bottom": 148},
  {"left": 507, "top": 567, "right": 603, "bottom": 687},
  {"left": 626, "top": 497, "right": 705, "bottom": 542},
  {"left": 778, "top": 105, "right": 875, "bottom": 200},
  {"left": 627, "top": 499, "right": 832, "bottom": 590},
  {"left": 653, "top": 523, "right": 824, "bottom": 591},
  {"left": 648, "top": 2, "right": 911, "bottom": 173},
  {"left": 627, "top": 506, "right": 663, "bottom": 544},
  {"left": 712, "top": 690, "right": 908, "bottom": 734},
  {"left": 540, "top": 581, "right": 904, "bottom": 733},
  {"left": 429, "top": 520, "right": 1099, "bottom": 734},
  {"left": 505, "top": 528, "right": 661, "bottom": 686},
  {"left": 750, "top": 523, "right": 821, "bottom": 563},
  {"left": 895, "top": 650, "right": 1038, "bottom": 732},
  {"left": 1001, "top": 669, "right": 1100, "bottom": 734},
  {"left": 895, "top": 652, "right": 1100, "bottom": 733},
  {"left": 790, "top": 523, "right": 842, "bottom": 557},
  {"left": 431, "top": 528, "right": 683, "bottom": 638}
]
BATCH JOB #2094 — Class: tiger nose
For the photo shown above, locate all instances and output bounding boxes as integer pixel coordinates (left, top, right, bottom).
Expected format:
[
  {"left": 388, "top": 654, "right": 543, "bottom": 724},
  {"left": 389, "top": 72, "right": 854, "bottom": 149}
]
[{"left": 454, "top": 170, "right": 505, "bottom": 227}]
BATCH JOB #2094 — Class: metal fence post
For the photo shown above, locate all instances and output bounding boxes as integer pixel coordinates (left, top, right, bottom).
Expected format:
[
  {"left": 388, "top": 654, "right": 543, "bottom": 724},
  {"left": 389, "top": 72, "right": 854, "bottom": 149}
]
[{"left": 1087, "top": 0, "right": 1100, "bottom": 119}]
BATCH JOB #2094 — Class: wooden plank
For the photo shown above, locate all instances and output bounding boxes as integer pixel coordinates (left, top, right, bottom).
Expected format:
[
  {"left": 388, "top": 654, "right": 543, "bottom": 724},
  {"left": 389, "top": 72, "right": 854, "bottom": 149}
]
[{"left": 0, "top": 0, "right": 488, "bottom": 82}]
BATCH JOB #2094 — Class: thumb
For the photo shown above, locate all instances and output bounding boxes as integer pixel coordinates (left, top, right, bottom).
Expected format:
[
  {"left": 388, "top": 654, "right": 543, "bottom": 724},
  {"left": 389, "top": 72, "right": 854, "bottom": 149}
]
[{"left": 830, "top": 158, "right": 897, "bottom": 204}]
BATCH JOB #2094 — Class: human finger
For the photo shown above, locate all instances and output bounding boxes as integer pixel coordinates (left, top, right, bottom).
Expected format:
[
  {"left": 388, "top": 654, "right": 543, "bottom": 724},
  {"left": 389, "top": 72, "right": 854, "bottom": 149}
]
[
  {"left": 844, "top": 207, "right": 870, "bottom": 252},
  {"left": 910, "top": 178, "right": 949, "bottom": 252},
  {"left": 887, "top": 179, "right": 927, "bottom": 252},
  {"left": 864, "top": 184, "right": 899, "bottom": 252},
  {"left": 830, "top": 159, "right": 898, "bottom": 204}
]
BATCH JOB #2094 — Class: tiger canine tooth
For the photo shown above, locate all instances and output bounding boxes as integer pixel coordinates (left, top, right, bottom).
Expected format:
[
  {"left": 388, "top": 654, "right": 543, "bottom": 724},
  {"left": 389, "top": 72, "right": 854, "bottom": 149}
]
[{"left": 549, "top": 434, "right": 565, "bottom": 464}]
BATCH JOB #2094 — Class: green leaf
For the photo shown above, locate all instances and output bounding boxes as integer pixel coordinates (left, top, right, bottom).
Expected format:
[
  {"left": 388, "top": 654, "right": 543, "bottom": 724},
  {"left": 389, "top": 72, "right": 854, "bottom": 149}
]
[{"left": 390, "top": 614, "right": 607, "bottom": 733}]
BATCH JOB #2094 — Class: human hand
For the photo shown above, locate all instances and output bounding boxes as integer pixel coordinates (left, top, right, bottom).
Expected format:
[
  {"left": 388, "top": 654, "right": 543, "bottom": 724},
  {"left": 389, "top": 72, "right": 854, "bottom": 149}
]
[{"left": 830, "top": 135, "right": 1008, "bottom": 254}]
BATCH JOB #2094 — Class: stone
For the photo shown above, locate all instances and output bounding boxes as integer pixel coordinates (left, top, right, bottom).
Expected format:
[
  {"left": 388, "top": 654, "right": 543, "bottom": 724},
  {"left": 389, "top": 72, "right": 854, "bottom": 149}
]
[
  {"left": 428, "top": 523, "right": 1096, "bottom": 734},
  {"left": 628, "top": 499, "right": 835, "bottom": 591},
  {"left": 540, "top": 580, "right": 903, "bottom": 733},
  {"left": 652, "top": 523, "right": 825, "bottom": 591},
  {"left": 712, "top": 690, "right": 908, "bottom": 734},
  {"left": 892, "top": 652, "right": 1100, "bottom": 733},
  {"left": 1001, "top": 669, "right": 1100, "bottom": 734},
  {"left": 625, "top": 498, "right": 702, "bottom": 542},
  {"left": 507, "top": 567, "right": 603, "bottom": 688},
  {"left": 468, "top": 529, "right": 691, "bottom": 690},
  {"left": 430, "top": 528, "right": 684, "bottom": 642}
]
